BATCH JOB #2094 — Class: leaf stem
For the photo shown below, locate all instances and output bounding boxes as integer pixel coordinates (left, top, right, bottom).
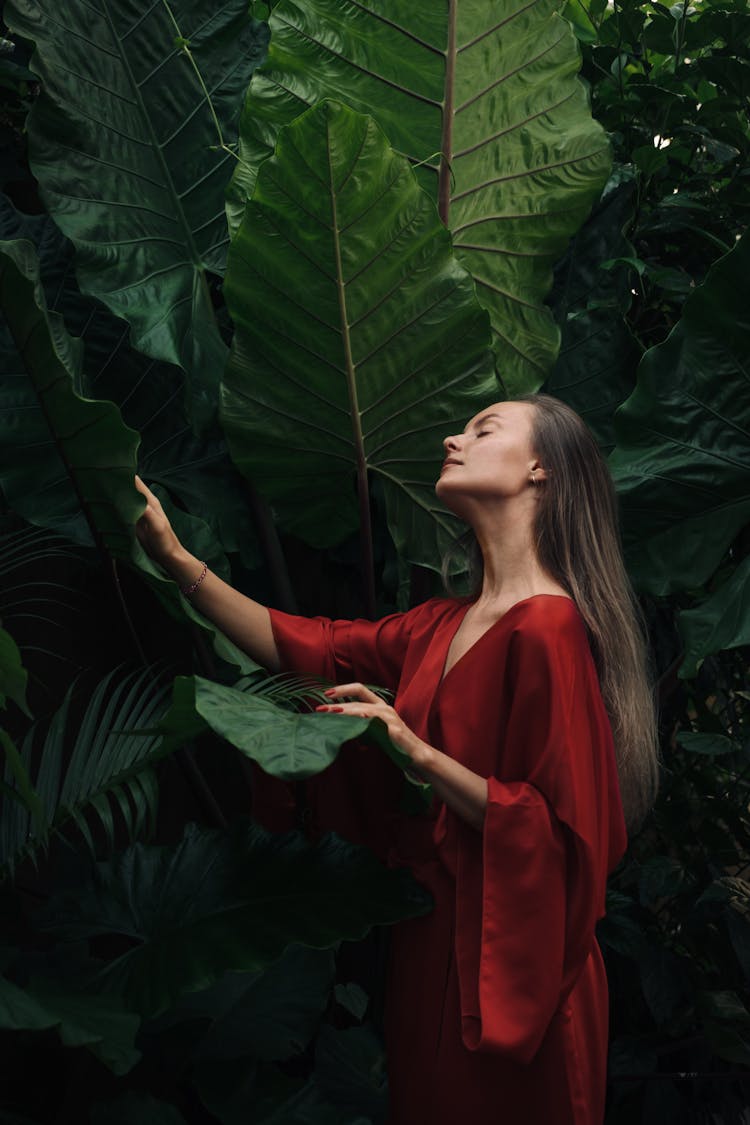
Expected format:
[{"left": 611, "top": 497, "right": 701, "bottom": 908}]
[{"left": 159, "top": 0, "right": 251, "bottom": 173}]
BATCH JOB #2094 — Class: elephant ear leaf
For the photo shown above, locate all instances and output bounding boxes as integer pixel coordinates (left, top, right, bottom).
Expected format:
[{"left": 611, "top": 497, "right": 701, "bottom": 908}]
[
  {"left": 610, "top": 230, "right": 750, "bottom": 594},
  {"left": 221, "top": 99, "right": 497, "bottom": 577},
  {"left": 40, "top": 821, "right": 432, "bottom": 1018},
  {"left": 228, "top": 0, "right": 611, "bottom": 392},
  {"left": 3, "top": 0, "right": 269, "bottom": 427},
  {"left": 0, "top": 239, "right": 141, "bottom": 557}
]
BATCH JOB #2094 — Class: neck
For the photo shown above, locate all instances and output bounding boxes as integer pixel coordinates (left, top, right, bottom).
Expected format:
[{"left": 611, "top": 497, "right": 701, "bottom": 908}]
[{"left": 467, "top": 496, "right": 552, "bottom": 606}]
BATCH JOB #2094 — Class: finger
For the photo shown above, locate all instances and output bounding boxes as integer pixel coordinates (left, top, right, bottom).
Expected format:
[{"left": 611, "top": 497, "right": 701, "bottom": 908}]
[
  {"left": 134, "top": 475, "right": 164, "bottom": 511},
  {"left": 323, "top": 683, "right": 380, "bottom": 703},
  {"left": 134, "top": 474, "right": 150, "bottom": 498}
]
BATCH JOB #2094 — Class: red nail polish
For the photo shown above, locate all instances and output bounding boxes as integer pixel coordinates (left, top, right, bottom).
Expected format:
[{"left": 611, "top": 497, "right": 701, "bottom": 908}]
[{"left": 323, "top": 688, "right": 336, "bottom": 697}]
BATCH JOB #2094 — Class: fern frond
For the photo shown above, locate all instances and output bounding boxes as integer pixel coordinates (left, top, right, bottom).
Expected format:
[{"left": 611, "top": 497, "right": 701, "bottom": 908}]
[
  {"left": 0, "top": 666, "right": 172, "bottom": 878},
  {"left": 233, "top": 671, "right": 395, "bottom": 709}
]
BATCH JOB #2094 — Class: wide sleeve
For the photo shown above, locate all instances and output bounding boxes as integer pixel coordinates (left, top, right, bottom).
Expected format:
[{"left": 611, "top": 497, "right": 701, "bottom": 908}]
[
  {"left": 268, "top": 605, "right": 418, "bottom": 691},
  {"left": 453, "top": 607, "right": 627, "bottom": 1063}
]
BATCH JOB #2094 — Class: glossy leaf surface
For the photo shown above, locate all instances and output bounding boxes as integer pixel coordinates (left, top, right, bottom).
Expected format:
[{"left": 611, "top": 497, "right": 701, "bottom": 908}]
[
  {"left": 0, "top": 239, "right": 140, "bottom": 555},
  {"left": 229, "top": 0, "right": 611, "bottom": 391},
  {"left": 41, "top": 821, "right": 433, "bottom": 1016},
  {"left": 3, "top": 0, "right": 269, "bottom": 424},
  {"left": 161, "top": 674, "right": 426, "bottom": 785},
  {"left": 610, "top": 231, "right": 750, "bottom": 593},
  {"left": 222, "top": 100, "right": 496, "bottom": 569},
  {"left": 0, "top": 197, "right": 259, "bottom": 568}
]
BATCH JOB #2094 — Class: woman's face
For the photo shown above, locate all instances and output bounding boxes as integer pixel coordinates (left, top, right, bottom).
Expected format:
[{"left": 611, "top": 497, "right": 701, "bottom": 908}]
[{"left": 435, "top": 401, "right": 542, "bottom": 511}]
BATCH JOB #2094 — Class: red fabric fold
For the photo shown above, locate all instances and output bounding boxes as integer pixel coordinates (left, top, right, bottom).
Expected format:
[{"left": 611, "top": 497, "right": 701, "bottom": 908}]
[{"left": 457, "top": 780, "right": 568, "bottom": 1063}]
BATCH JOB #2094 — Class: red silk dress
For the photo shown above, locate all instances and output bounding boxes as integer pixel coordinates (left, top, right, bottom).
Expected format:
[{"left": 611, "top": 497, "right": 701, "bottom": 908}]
[{"left": 263, "top": 594, "right": 628, "bottom": 1125}]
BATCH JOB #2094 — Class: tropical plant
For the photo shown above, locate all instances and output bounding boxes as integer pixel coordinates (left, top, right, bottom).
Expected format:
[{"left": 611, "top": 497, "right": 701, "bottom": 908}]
[{"left": 0, "top": 0, "right": 747, "bottom": 1122}]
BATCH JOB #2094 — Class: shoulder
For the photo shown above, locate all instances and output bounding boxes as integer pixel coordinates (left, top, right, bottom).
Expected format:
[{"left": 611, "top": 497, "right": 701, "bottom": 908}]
[
  {"left": 507, "top": 596, "right": 591, "bottom": 664},
  {"left": 365, "top": 595, "right": 463, "bottom": 640},
  {"left": 403, "top": 595, "right": 467, "bottom": 630}
]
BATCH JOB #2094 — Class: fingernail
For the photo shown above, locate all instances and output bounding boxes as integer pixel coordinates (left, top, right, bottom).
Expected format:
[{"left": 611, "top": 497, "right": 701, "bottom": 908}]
[{"left": 323, "top": 688, "right": 336, "bottom": 697}]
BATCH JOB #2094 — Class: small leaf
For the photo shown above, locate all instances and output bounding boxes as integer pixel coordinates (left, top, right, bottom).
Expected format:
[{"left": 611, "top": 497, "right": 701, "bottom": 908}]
[{"left": 676, "top": 731, "right": 739, "bottom": 755}]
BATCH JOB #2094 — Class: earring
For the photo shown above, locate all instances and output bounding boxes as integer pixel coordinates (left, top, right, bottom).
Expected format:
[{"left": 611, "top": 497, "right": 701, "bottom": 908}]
[{"left": 530, "top": 474, "right": 537, "bottom": 487}]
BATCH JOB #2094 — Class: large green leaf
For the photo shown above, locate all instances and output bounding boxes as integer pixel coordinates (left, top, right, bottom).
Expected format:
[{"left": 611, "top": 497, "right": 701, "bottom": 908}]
[
  {"left": 3, "top": 0, "right": 269, "bottom": 425},
  {"left": 543, "top": 172, "right": 640, "bottom": 451},
  {"left": 228, "top": 0, "right": 611, "bottom": 392},
  {"left": 0, "top": 239, "right": 140, "bottom": 555},
  {"left": 678, "top": 556, "right": 750, "bottom": 679},
  {"left": 0, "top": 202, "right": 261, "bottom": 675},
  {"left": 0, "top": 196, "right": 259, "bottom": 568},
  {"left": 222, "top": 99, "right": 497, "bottom": 572},
  {"left": 153, "top": 945, "right": 335, "bottom": 1064},
  {"left": 40, "top": 821, "right": 433, "bottom": 1017},
  {"left": 161, "top": 674, "right": 427, "bottom": 786},
  {"left": 609, "top": 230, "right": 750, "bottom": 594}
]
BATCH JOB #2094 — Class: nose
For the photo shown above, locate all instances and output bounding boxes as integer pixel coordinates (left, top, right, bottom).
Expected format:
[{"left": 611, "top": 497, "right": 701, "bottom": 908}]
[{"left": 443, "top": 433, "right": 461, "bottom": 453}]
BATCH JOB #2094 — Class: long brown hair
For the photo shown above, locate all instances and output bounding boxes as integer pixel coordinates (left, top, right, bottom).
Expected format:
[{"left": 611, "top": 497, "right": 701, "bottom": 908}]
[{"left": 447, "top": 393, "right": 660, "bottom": 831}]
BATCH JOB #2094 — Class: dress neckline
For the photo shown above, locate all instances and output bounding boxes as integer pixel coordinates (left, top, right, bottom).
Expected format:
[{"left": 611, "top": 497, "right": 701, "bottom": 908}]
[{"left": 439, "top": 594, "right": 575, "bottom": 687}]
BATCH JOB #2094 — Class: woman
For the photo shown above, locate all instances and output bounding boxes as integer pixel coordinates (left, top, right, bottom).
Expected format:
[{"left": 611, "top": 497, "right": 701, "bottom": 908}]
[{"left": 135, "top": 394, "right": 659, "bottom": 1125}]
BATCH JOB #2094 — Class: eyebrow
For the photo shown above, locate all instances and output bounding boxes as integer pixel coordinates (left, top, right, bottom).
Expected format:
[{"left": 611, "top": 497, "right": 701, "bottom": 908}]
[{"left": 464, "top": 412, "right": 503, "bottom": 434}]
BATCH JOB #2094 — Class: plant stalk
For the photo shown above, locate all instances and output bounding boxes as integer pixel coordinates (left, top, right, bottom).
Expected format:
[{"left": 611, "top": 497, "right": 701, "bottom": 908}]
[
  {"left": 438, "top": 0, "right": 457, "bottom": 226},
  {"left": 327, "top": 119, "right": 377, "bottom": 619}
]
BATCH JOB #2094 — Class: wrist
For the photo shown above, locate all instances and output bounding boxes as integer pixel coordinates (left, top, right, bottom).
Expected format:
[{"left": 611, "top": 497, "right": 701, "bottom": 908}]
[
  {"left": 410, "top": 739, "right": 436, "bottom": 773},
  {"left": 161, "top": 547, "right": 202, "bottom": 583}
]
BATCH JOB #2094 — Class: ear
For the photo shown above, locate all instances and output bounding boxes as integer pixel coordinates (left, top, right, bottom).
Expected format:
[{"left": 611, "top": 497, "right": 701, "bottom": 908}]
[{"left": 529, "top": 457, "right": 549, "bottom": 483}]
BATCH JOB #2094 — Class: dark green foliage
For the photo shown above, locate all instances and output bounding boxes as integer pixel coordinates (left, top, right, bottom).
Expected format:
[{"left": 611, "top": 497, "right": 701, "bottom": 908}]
[{"left": 0, "top": 0, "right": 747, "bottom": 1122}]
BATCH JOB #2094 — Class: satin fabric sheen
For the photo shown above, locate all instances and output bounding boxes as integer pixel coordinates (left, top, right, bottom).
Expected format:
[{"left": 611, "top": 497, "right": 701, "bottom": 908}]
[{"left": 257, "top": 595, "right": 628, "bottom": 1125}]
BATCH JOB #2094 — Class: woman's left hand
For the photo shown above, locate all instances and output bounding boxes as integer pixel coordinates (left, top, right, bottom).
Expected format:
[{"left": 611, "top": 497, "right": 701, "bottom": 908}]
[{"left": 315, "top": 683, "right": 428, "bottom": 767}]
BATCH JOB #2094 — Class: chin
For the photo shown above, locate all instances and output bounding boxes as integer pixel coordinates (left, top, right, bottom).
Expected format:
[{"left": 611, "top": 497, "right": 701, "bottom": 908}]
[{"left": 435, "top": 477, "right": 465, "bottom": 517}]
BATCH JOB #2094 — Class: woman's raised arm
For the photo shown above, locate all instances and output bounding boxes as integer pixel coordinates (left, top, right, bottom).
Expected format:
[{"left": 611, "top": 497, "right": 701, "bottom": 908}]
[{"left": 134, "top": 475, "right": 281, "bottom": 671}]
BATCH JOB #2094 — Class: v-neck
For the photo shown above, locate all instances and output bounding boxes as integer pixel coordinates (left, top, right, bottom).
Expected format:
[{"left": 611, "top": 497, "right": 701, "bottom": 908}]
[{"left": 438, "top": 594, "right": 574, "bottom": 687}]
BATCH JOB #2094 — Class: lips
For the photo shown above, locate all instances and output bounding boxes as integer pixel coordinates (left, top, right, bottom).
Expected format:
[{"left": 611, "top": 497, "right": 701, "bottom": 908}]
[{"left": 441, "top": 458, "right": 462, "bottom": 471}]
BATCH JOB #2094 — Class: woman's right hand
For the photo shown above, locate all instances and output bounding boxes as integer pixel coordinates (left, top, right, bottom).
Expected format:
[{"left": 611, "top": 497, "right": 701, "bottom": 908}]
[
  {"left": 134, "top": 475, "right": 184, "bottom": 566},
  {"left": 133, "top": 477, "right": 280, "bottom": 671}
]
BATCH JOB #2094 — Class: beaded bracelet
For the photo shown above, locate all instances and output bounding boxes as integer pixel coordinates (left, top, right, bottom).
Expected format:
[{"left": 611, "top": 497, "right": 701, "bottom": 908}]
[{"left": 180, "top": 560, "right": 208, "bottom": 598}]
